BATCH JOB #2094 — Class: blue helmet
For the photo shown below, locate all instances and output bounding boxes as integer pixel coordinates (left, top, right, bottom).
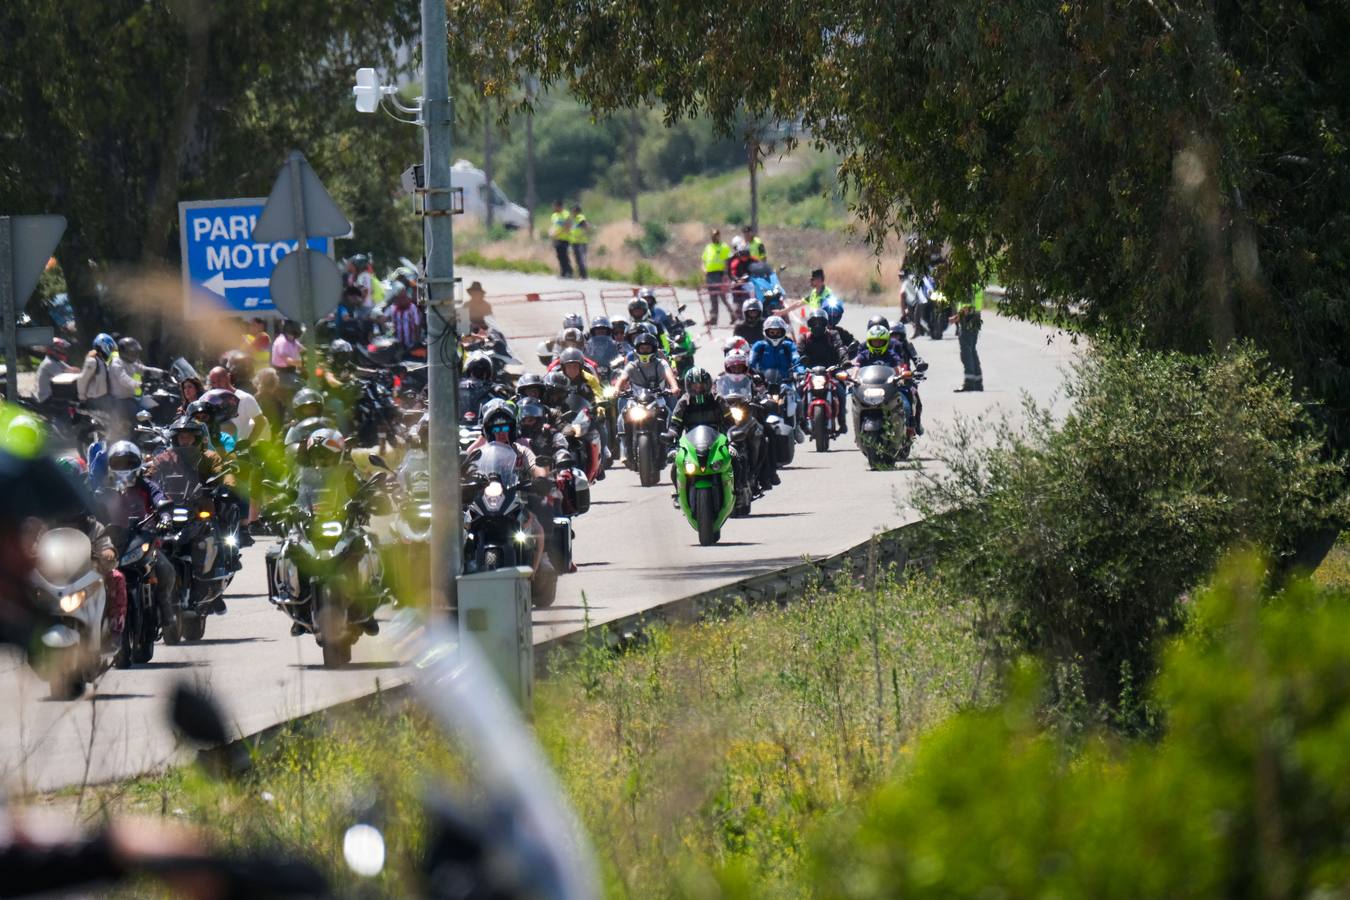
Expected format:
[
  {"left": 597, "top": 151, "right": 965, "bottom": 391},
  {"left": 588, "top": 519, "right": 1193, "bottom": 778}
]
[
  {"left": 93, "top": 333, "right": 117, "bottom": 357},
  {"left": 822, "top": 297, "right": 845, "bottom": 327}
]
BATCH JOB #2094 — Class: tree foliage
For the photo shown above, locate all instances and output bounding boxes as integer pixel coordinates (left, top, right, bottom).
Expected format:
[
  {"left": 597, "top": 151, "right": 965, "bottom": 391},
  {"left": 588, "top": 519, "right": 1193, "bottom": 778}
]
[
  {"left": 0, "top": 0, "right": 419, "bottom": 341},
  {"left": 915, "top": 344, "right": 1345, "bottom": 715},
  {"left": 449, "top": 0, "right": 1350, "bottom": 448}
]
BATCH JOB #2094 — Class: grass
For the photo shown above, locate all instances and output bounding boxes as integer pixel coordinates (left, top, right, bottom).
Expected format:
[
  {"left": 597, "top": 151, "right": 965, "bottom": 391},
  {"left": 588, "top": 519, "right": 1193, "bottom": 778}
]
[
  {"left": 1313, "top": 535, "right": 1350, "bottom": 591},
  {"left": 65, "top": 568, "right": 987, "bottom": 898}
]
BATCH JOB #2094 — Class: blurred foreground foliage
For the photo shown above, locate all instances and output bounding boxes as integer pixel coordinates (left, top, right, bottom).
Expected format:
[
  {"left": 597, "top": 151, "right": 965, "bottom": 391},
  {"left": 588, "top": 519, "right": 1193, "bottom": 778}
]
[{"left": 916, "top": 343, "right": 1347, "bottom": 723}]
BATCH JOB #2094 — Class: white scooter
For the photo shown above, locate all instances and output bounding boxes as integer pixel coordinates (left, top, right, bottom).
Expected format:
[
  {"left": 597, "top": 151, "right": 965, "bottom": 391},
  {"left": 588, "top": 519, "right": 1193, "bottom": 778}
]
[{"left": 28, "top": 528, "right": 114, "bottom": 699}]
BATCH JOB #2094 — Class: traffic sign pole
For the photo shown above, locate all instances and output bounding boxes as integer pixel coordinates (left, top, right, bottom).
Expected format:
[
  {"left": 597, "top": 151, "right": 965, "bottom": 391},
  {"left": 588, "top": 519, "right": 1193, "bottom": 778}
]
[
  {"left": 423, "top": 0, "right": 462, "bottom": 611},
  {"left": 285, "top": 153, "right": 317, "bottom": 376},
  {"left": 0, "top": 218, "right": 17, "bottom": 402}
]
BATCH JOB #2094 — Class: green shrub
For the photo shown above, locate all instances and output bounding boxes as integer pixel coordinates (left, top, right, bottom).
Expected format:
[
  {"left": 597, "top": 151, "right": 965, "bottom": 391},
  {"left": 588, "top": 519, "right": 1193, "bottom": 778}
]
[
  {"left": 630, "top": 260, "right": 660, "bottom": 285},
  {"left": 625, "top": 219, "right": 671, "bottom": 257},
  {"left": 790, "top": 557, "right": 1350, "bottom": 899},
  {"left": 456, "top": 249, "right": 552, "bottom": 275},
  {"left": 914, "top": 344, "right": 1345, "bottom": 724}
]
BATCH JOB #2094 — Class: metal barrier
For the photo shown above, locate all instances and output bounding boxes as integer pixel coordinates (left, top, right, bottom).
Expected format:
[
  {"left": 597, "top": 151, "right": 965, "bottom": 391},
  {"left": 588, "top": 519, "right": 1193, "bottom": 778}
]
[
  {"left": 597, "top": 284, "right": 678, "bottom": 318},
  {"left": 696, "top": 283, "right": 750, "bottom": 334}
]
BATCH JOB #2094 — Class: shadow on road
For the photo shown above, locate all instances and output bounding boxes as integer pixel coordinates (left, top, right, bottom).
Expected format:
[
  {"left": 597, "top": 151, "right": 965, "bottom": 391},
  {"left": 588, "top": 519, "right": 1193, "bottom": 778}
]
[
  {"left": 135, "top": 661, "right": 200, "bottom": 669},
  {"left": 744, "top": 511, "right": 811, "bottom": 519},
  {"left": 188, "top": 637, "right": 275, "bottom": 646},
  {"left": 288, "top": 661, "right": 404, "bottom": 672},
  {"left": 87, "top": 693, "right": 154, "bottom": 701}
]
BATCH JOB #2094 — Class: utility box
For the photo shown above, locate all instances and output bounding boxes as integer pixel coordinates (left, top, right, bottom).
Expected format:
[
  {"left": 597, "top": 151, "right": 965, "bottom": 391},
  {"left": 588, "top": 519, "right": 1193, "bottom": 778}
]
[{"left": 457, "top": 567, "right": 533, "bottom": 713}]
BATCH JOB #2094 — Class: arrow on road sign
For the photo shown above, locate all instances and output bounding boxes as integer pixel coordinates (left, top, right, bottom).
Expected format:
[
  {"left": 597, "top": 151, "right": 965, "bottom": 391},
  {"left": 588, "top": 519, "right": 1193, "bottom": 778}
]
[{"left": 202, "top": 271, "right": 271, "bottom": 296}]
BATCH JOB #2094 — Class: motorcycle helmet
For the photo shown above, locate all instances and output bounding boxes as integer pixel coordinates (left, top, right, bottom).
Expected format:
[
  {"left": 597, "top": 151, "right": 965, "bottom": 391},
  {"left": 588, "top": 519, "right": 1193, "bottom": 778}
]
[
  {"left": 741, "top": 298, "right": 763, "bottom": 322},
  {"left": 865, "top": 324, "right": 891, "bottom": 354},
  {"left": 763, "top": 316, "right": 788, "bottom": 346},
  {"left": 222, "top": 349, "right": 254, "bottom": 386},
  {"left": 168, "top": 416, "right": 208, "bottom": 447},
  {"left": 730, "top": 235, "right": 746, "bottom": 253},
  {"left": 186, "top": 399, "right": 216, "bottom": 427},
  {"left": 201, "top": 388, "right": 241, "bottom": 424},
  {"left": 762, "top": 287, "right": 785, "bottom": 313},
  {"left": 806, "top": 310, "right": 828, "bottom": 335},
  {"left": 633, "top": 330, "right": 659, "bottom": 362},
  {"left": 561, "top": 312, "right": 585, "bottom": 333},
  {"left": 328, "top": 338, "right": 355, "bottom": 370},
  {"left": 291, "top": 387, "right": 325, "bottom": 421},
  {"left": 558, "top": 347, "right": 586, "bottom": 367},
  {"left": 559, "top": 327, "right": 585, "bottom": 350},
  {"left": 516, "top": 372, "right": 545, "bottom": 400},
  {"left": 544, "top": 370, "right": 572, "bottom": 406},
  {"left": 518, "top": 399, "right": 547, "bottom": 434},
  {"left": 589, "top": 315, "right": 612, "bottom": 337},
  {"left": 45, "top": 337, "right": 72, "bottom": 362},
  {"left": 684, "top": 366, "right": 713, "bottom": 402},
  {"left": 724, "top": 349, "right": 750, "bottom": 375},
  {"left": 480, "top": 398, "right": 518, "bottom": 442},
  {"left": 116, "top": 336, "right": 143, "bottom": 363},
  {"left": 866, "top": 314, "right": 890, "bottom": 331},
  {"left": 305, "top": 427, "right": 347, "bottom": 467},
  {"left": 637, "top": 286, "right": 658, "bottom": 308},
  {"left": 822, "top": 297, "right": 846, "bottom": 327},
  {"left": 4, "top": 414, "right": 44, "bottom": 458},
  {"left": 106, "top": 440, "right": 143, "bottom": 489},
  {"left": 610, "top": 317, "right": 629, "bottom": 340},
  {"left": 93, "top": 333, "right": 117, "bottom": 358},
  {"left": 464, "top": 353, "right": 494, "bottom": 382},
  {"left": 890, "top": 323, "right": 908, "bottom": 341},
  {"left": 628, "top": 297, "right": 650, "bottom": 321},
  {"left": 349, "top": 253, "right": 371, "bottom": 270}
]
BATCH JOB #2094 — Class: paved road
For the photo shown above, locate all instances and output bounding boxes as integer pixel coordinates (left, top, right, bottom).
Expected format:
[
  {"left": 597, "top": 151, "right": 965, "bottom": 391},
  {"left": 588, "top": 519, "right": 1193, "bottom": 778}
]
[{"left": 0, "top": 266, "right": 1075, "bottom": 793}]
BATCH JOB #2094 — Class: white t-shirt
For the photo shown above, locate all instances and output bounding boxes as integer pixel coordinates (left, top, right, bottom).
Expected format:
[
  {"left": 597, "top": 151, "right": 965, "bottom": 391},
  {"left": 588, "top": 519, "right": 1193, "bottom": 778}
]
[{"left": 231, "top": 388, "right": 265, "bottom": 442}]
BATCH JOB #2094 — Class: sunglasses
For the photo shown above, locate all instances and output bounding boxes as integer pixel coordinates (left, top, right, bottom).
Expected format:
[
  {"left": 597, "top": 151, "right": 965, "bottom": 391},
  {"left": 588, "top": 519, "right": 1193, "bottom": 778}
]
[{"left": 490, "top": 424, "right": 511, "bottom": 433}]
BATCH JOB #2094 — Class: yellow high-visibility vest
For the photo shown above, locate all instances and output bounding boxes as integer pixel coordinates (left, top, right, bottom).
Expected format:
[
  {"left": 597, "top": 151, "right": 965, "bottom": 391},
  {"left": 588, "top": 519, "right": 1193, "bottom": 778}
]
[
  {"left": 702, "top": 242, "right": 731, "bottom": 273},
  {"left": 568, "top": 213, "right": 589, "bottom": 244},
  {"left": 549, "top": 211, "right": 571, "bottom": 240}
]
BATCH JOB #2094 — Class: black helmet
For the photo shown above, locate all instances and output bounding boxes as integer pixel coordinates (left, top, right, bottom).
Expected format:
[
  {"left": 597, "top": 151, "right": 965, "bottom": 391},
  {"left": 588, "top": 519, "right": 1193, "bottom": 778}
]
[
  {"left": 589, "top": 315, "right": 612, "bottom": 336},
  {"left": 291, "top": 387, "right": 324, "bottom": 419},
  {"left": 201, "top": 388, "right": 241, "bottom": 424},
  {"left": 518, "top": 399, "right": 547, "bottom": 431},
  {"left": 610, "top": 317, "right": 629, "bottom": 337},
  {"left": 633, "top": 329, "right": 659, "bottom": 358},
  {"left": 516, "top": 372, "right": 545, "bottom": 399},
  {"left": 328, "top": 338, "right": 355, "bottom": 369},
  {"left": 628, "top": 297, "right": 649, "bottom": 320},
  {"left": 186, "top": 399, "right": 216, "bottom": 426},
  {"left": 866, "top": 314, "right": 890, "bottom": 331},
  {"left": 684, "top": 366, "right": 712, "bottom": 401},
  {"left": 562, "top": 312, "right": 585, "bottom": 332},
  {"left": 889, "top": 322, "right": 908, "bottom": 340},
  {"left": 117, "top": 336, "right": 143, "bottom": 362},
  {"left": 544, "top": 370, "right": 571, "bottom": 404},
  {"left": 479, "top": 398, "right": 518, "bottom": 442},
  {"left": 464, "top": 353, "right": 493, "bottom": 381},
  {"left": 168, "top": 416, "right": 207, "bottom": 445},
  {"left": 558, "top": 347, "right": 586, "bottom": 370},
  {"left": 807, "top": 310, "right": 828, "bottom": 334}
]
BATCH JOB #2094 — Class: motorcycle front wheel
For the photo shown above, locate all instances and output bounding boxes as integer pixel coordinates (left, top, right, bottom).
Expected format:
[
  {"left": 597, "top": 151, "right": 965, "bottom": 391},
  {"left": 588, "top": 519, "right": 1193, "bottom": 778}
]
[
  {"left": 637, "top": 433, "right": 660, "bottom": 487},
  {"left": 694, "top": 485, "right": 719, "bottom": 546},
  {"left": 811, "top": 406, "right": 829, "bottom": 453}
]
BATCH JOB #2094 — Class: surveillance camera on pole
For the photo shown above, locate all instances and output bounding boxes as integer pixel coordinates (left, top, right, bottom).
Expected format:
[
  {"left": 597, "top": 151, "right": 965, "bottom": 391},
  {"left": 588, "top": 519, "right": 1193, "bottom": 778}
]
[{"left": 352, "top": 68, "right": 422, "bottom": 120}]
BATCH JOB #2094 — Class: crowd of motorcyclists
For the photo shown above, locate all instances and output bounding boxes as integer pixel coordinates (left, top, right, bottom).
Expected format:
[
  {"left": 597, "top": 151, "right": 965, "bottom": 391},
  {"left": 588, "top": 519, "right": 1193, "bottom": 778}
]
[{"left": 0, "top": 248, "right": 942, "bottom": 692}]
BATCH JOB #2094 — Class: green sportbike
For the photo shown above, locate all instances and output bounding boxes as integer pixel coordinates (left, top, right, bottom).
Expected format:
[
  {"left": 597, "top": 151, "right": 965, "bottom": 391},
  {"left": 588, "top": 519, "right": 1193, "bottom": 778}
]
[{"left": 673, "top": 424, "right": 735, "bottom": 545}]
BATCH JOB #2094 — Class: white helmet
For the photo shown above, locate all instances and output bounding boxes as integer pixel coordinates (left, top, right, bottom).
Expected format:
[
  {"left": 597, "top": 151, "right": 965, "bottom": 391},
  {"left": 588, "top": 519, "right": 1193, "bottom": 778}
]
[
  {"left": 107, "top": 440, "right": 143, "bottom": 489},
  {"left": 763, "top": 315, "right": 788, "bottom": 346},
  {"left": 730, "top": 235, "right": 746, "bottom": 253}
]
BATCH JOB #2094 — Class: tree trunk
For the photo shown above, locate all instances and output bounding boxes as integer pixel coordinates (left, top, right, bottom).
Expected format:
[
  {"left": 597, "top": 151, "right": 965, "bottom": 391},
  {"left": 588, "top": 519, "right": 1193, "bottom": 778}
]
[
  {"left": 748, "top": 138, "right": 759, "bottom": 231},
  {"left": 524, "top": 83, "right": 537, "bottom": 236},
  {"left": 629, "top": 109, "right": 640, "bottom": 224},
  {"left": 484, "top": 97, "right": 495, "bottom": 230}
]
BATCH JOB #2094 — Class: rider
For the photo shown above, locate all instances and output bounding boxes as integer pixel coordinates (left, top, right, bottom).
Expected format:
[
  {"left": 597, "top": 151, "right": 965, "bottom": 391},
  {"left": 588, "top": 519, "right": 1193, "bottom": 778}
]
[
  {"left": 149, "top": 417, "right": 236, "bottom": 594},
  {"left": 749, "top": 316, "right": 805, "bottom": 381},
  {"left": 628, "top": 296, "right": 663, "bottom": 338},
  {"left": 637, "top": 287, "right": 671, "bottom": 332},
  {"left": 515, "top": 372, "right": 547, "bottom": 404},
  {"left": 116, "top": 337, "right": 165, "bottom": 410},
  {"left": 822, "top": 297, "right": 855, "bottom": 351},
  {"left": 464, "top": 401, "right": 550, "bottom": 571},
  {"left": 852, "top": 325, "right": 924, "bottom": 435},
  {"left": 613, "top": 329, "right": 679, "bottom": 458},
  {"left": 34, "top": 338, "right": 77, "bottom": 404},
  {"left": 761, "top": 285, "right": 788, "bottom": 319},
  {"left": 660, "top": 316, "right": 697, "bottom": 379},
  {"left": 720, "top": 348, "right": 778, "bottom": 492},
  {"left": 797, "top": 308, "right": 850, "bottom": 434},
  {"left": 282, "top": 388, "right": 334, "bottom": 454},
  {"left": 610, "top": 317, "right": 634, "bottom": 359},
  {"left": 95, "top": 441, "right": 179, "bottom": 631},
  {"left": 734, "top": 298, "right": 765, "bottom": 347},
  {"left": 584, "top": 315, "right": 621, "bottom": 373},
  {"left": 77, "top": 333, "right": 137, "bottom": 433},
  {"left": 664, "top": 367, "right": 735, "bottom": 501}
]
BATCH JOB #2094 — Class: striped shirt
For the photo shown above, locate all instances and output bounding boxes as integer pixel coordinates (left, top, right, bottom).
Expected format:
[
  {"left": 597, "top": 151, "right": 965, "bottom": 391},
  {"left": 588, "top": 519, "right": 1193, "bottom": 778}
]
[{"left": 389, "top": 302, "right": 423, "bottom": 348}]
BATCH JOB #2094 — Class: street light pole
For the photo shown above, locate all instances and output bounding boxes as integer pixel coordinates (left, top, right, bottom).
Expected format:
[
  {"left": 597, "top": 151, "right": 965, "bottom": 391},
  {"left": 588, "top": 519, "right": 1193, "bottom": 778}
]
[{"left": 422, "top": 0, "right": 461, "bottom": 611}]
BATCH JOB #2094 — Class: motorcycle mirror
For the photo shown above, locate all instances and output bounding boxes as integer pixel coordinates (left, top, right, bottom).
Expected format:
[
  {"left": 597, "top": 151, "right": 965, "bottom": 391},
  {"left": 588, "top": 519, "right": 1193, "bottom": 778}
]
[
  {"left": 368, "top": 454, "right": 390, "bottom": 471},
  {"left": 135, "top": 410, "right": 152, "bottom": 424},
  {"left": 677, "top": 304, "right": 687, "bottom": 313},
  {"left": 917, "top": 362, "right": 930, "bottom": 372},
  {"left": 683, "top": 319, "right": 696, "bottom": 327}
]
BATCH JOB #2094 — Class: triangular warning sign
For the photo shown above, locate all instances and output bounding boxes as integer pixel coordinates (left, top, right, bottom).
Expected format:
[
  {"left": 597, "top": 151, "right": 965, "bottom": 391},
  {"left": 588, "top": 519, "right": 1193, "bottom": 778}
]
[{"left": 251, "top": 151, "right": 350, "bottom": 242}]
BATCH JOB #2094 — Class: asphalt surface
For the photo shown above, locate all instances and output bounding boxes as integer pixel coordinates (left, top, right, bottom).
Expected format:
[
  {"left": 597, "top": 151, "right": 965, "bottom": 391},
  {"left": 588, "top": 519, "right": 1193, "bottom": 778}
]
[{"left": 0, "top": 265, "right": 1075, "bottom": 793}]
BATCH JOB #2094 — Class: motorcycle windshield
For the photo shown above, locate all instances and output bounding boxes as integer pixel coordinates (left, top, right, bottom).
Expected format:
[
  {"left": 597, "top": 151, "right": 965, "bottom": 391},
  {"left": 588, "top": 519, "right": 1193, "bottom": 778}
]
[
  {"left": 687, "top": 425, "right": 720, "bottom": 456},
  {"left": 468, "top": 442, "right": 521, "bottom": 489},
  {"left": 761, "top": 368, "right": 783, "bottom": 387},
  {"left": 398, "top": 449, "right": 430, "bottom": 496},
  {"left": 716, "top": 373, "right": 754, "bottom": 401},
  {"left": 858, "top": 365, "right": 894, "bottom": 386}
]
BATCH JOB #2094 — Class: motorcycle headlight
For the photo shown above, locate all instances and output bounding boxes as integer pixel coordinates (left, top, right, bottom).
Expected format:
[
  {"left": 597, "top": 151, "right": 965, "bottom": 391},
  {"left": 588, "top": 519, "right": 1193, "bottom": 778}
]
[
  {"left": 628, "top": 406, "right": 650, "bottom": 422},
  {"left": 683, "top": 460, "right": 698, "bottom": 475},
  {"left": 603, "top": 385, "right": 617, "bottom": 399},
  {"left": 863, "top": 387, "right": 887, "bottom": 402},
  {"left": 59, "top": 589, "right": 87, "bottom": 613},
  {"left": 730, "top": 406, "right": 746, "bottom": 423},
  {"left": 513, "top": 530, "right": 529, "bottom": 545},
  {"left": 483, "top": 481, "right": 505, "bottom": 512},
  {"left": 224, "top": 534, "right": 238, "bottom": 549},
  {"left": 811, "top": 375, "right": 827, "bottom": 389},
  {"left": 172, "top": 507, "right": 190, "bottom": 523}
]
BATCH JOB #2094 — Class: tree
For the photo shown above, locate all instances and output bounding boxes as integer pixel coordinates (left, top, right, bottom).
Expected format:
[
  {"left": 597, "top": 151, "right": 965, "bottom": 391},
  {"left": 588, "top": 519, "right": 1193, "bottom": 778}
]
[
  {"left": 0, "top": 0, "right": 419, "bottom": 347},
  {"left": 448, "top": 0, "right": 1350, "bottom": 476}
]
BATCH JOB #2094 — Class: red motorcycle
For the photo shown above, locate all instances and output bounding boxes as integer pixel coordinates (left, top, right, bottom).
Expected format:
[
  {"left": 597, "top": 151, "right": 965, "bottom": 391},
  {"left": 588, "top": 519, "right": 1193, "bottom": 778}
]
[{"left": 801, "top": 365, "right": 849, "bottom": 453}]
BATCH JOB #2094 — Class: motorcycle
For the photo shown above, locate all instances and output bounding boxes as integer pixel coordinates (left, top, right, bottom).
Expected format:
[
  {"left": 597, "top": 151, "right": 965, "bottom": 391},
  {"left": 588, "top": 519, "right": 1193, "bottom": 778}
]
[
  {"left": 26, "top": 527, "right": 113, "bottom": 699},
  {"left": 461, "top": 443, "right": 557, "bottom": 607},
  {"left": 662, "top": 318, "right": 699, "bottom": 380},
  {"left": 757, "top": 368, "right": 800, "bottom": 467},
  {"left": 802, "top": 365, "right": 849, "bottom": 452},
  {"left": 901, "top": 271, "right": 948, "bottom": 340},
  {"left": 716, "top": 379, "right": 760, "bottom": 517},
  {"left": 266, "top": 465, "right": 390, "bottom": 667},
  {"left": 156, "top": 471, "right": 236, "bottom": 643},
  {"left": 851, "top": 363, "right": 926, "bottom": 468},
  {"left": 622, "top": 386, "right": 669, "bottom": 487},
  {"left": 673, "top": 424, "right": 735, "bottom": 546},
  {"left": 559, "top": 392, "right": 604, "bottom": 483},
  {"left": 108, "top": 516, "right": 162, "bottom": 667}
]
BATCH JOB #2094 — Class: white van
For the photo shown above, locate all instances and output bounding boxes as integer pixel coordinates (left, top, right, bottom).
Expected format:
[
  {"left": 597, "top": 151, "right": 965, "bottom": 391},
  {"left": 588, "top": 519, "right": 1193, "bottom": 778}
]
[{"left": 450, "top": 159, "right": 529, "bottom": 229}]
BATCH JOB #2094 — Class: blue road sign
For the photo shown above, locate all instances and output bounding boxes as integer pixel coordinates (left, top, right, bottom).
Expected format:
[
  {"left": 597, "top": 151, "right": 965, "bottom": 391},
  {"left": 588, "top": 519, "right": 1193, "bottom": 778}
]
[{"left": 178, "top": 198, "right": 332, "bottom": 317}]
